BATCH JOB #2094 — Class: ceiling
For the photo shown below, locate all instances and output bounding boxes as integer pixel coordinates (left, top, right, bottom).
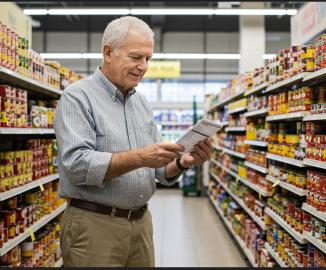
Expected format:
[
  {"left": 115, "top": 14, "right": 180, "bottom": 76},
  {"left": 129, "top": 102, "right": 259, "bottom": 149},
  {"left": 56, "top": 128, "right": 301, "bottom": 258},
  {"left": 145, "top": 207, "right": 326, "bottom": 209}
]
[{"left": 17, "top": 1, "right": 304, "bottom": 32}]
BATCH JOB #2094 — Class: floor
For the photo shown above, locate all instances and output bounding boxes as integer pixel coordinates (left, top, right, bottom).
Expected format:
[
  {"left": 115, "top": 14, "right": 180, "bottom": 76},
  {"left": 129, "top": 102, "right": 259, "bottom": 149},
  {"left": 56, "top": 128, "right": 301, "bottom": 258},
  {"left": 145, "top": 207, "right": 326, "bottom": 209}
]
[{"left": 148, "top": 189, "right": 248, "bottom": 267}]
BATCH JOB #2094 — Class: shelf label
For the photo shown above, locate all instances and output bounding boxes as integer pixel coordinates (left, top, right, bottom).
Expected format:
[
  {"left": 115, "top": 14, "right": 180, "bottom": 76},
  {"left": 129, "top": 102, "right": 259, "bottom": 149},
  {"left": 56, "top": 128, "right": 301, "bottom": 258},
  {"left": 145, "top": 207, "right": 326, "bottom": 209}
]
[
  {"left": 273, "top": 180, "right": 281, "bottom": 188},
  {"left": 28, "top": 228, "right": 35, "bottom": 241},
  {"left": 259, "top": 192, "right": 262, "bottom": 200},
  {"left": 38, "top": 180, "right": 44, "bottom": 192},
  {"left": 236, "top": 176, "right": 240, "bottom": 184}
]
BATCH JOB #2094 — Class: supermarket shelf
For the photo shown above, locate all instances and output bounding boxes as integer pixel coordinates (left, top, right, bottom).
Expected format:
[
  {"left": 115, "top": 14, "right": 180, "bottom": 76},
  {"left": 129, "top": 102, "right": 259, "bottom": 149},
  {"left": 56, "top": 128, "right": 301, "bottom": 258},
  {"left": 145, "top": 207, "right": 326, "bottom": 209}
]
[
  {"left": 302, "top": 67, "right": 326, "bottom": 84},
  {"left": 208, "top": 195, "right": 257, "bottom": 267},
  {"left": 244, "top": 161, "right": 268, "bottom": 174},
  {"left": 302, "top": 203, "right": 326, "bottom": 223},
  {"left": 266, "top": 112, "right": 308, "bottom": 122},
  {"left": 213, "top": 90, "right": 245, "bottom": 110},
  {"left": 228, "top": 107, "right": 247, "bottom": 115},
  {"left": 221, "top": 121, "right": 229, "bottom": 127},
  {"left": 266, "top": 153, "right": 306, "bottom": 167},
  {"left": 244, "top": 140, "right": 268, "bottom": 147},
  {"left": 159, "top": 121, "right": 193, "bottom": 126},
  {"left": 303, "top": 113, "right": 326, "bottom": 122},
  {"left": 225, "top": 126, "right": 246, "bottom": 132},
  {"left": 212, "top": 144, "right": 246, "bottom": 159},
  {"left": 211, "top": 159, "right": 270, "bottom": 197},
  {"left": 265, "top": 72, "right": 309, "bottom": 93},
  {"left": 265, "top": 207, "right": 307, "bottom": 244},
  {"left": 0, "top": 202, "right": 67, "bottom": 256},
  {"left": 0, "top": 66, "right": 62, "bottom": 98},
  {"left": 303, "top": 231, "right": 326, "bottom": 253},
  {"left": 264, "top": 243, "right": 287, "bottom": 267},
  {"left": 0, "top": 128, "right": 55, "bottom": 135},
  {"left": 210, "top": 172, "right": 266, "bottom": 230},
  {"left": 54, "top": 258, "right": 63, "bottom": 267},
  {"left": 244, "top": 82, "right": 268, "bottom": 97},
  {"left": 266, "top": 175, "right": 307, "bottom": 197},
  {"left": 303, "top": 158, "right": 326, "bottom": 170},
  {"left": 152, "top": 102, "right": 204, "bottom": 110},
  {"left": 244, "top": 108, "right": 268, "bottom": 118},
  {"left": 0, "top": 173, "right": 60, "bottom": 201}
]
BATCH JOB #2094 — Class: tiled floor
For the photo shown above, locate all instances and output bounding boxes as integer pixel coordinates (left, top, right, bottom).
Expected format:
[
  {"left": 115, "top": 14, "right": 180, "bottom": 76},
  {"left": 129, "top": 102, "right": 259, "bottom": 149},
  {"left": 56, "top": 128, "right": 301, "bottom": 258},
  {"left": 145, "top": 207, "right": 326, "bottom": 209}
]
[{"left": 149, "top": 189, "right": 248, "bottom": 267}]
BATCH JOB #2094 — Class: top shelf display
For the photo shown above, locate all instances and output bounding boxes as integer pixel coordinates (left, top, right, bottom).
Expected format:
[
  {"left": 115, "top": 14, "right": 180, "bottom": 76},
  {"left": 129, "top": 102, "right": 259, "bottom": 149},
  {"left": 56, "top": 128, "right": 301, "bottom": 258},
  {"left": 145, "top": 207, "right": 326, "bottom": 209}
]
[{"left": 0, "top": 67, "right": 62, "bottom": 98}]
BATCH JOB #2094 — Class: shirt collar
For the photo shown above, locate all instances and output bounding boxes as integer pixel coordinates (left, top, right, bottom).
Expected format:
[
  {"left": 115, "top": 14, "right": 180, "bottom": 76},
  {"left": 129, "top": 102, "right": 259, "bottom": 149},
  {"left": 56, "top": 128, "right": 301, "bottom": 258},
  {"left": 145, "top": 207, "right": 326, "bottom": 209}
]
[{"left": 94, "top": 67, "right": 136, "bottom": 102}]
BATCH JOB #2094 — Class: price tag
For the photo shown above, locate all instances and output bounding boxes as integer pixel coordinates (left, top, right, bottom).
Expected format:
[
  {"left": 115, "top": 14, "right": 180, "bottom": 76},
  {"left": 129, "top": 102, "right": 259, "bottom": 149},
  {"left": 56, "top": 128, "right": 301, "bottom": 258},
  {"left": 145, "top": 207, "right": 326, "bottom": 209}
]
[
  {"left": 28, "top": 228, "right": 35, "bottom": 241},
  {"left": 259, "top": 192, "right": 262, "bottom": 200},
  {"left": 273, "top": 180, "right": 281, "bottom": 188},
  {"left": 236, "top": 176, "right": 240, "bottom": 184},
  {"left": 38, "top": 180, "right": 44, "bottom": 192}
]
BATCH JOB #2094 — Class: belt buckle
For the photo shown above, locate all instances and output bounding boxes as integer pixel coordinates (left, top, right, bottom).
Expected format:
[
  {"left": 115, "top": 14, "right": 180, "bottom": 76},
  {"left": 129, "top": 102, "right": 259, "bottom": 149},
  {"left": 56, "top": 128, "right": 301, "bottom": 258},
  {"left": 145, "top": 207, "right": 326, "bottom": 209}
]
[{"left": 127, "top": 209, "right": 135, "bottom": 220}]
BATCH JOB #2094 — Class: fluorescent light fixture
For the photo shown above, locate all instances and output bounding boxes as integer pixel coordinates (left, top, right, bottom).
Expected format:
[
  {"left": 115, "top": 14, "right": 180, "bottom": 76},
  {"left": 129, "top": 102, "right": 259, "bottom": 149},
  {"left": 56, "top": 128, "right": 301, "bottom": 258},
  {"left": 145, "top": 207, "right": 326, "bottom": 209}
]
[
  {"left": 40, "top": 53, "right": 83, "bottom": 59},
  {"left": 263, "top": 54, "right": 276, "bottom": 60},
  {"left": 40, "top": 53, "right": 242, "bottom": 60},
  {"left": 48, "top": 8, "right": 129, "bottom": 15},
  {"left": 23, "top": 8, "right": 297, "bottom": 16},
  {"left": 24, "top": 9, "right": 48, "bottom": 15},
  {"left": 130, "top": 9, "right": 214, "bottom": 15}
]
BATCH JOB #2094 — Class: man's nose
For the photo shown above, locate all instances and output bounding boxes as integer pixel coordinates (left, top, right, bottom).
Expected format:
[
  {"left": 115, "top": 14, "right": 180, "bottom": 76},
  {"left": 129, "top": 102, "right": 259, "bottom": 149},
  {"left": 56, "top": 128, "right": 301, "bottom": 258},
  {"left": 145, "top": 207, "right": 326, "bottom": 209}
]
[{"left": 137, "top": 59, "right": 148, "bottom": 71}]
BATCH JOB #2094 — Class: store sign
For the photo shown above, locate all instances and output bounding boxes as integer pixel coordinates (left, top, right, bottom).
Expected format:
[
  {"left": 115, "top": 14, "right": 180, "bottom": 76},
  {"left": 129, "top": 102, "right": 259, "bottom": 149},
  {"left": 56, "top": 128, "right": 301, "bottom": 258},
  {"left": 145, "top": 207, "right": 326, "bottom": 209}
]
[
  {"left": 291, "top": 2, "right": 326, "bottom": 45},
  {"left": 0, "top": 2, "right": 32, "bottom": 45},
  {"left": 144, "top": 61, "right": 181, "bottom": 78}
]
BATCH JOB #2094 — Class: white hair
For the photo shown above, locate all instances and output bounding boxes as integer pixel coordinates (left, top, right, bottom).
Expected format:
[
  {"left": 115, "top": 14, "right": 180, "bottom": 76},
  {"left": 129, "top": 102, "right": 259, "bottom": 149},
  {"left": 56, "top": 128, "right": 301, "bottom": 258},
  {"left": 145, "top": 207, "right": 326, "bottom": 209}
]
[{"left": 101, "top": 16, "right": 154, "bottom": 52}]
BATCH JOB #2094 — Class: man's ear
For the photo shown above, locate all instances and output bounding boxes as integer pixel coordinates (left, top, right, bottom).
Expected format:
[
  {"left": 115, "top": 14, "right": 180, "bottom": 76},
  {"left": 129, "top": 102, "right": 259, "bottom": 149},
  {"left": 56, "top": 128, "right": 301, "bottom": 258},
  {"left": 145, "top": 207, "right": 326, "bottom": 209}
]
[{"left": 103, "top": 44, "right": 112, "bottom": 63}]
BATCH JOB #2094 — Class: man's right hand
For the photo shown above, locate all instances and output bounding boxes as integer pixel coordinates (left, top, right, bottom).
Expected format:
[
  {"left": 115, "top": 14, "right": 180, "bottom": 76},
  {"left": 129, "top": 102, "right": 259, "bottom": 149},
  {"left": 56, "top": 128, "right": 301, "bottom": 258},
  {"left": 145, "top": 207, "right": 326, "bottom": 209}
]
[{"left": 137, "top": 142, "right": 184, "bottom": 168}]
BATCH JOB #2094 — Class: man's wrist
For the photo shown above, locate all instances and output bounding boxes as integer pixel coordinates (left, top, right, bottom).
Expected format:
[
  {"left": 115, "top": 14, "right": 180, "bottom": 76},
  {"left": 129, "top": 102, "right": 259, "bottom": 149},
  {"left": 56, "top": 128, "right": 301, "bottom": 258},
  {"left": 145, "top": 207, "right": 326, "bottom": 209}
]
[{"left": 176, "top": 158, "right": 190, "bottom": 171}]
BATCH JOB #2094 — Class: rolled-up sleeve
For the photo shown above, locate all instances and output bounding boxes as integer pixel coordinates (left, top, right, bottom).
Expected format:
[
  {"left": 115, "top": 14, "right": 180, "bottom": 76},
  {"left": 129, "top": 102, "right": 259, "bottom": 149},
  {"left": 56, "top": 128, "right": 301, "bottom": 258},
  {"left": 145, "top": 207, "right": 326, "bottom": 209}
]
[{"left": 54, "top": 87, "right": 112, "bottom": 187}]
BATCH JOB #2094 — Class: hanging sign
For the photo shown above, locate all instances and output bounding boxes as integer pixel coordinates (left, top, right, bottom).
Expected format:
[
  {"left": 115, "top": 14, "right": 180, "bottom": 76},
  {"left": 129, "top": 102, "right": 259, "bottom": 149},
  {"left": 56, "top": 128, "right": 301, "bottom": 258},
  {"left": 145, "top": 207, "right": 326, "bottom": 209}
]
[{"left": 144, "top": 61, "right": 181, "bottom": 78}]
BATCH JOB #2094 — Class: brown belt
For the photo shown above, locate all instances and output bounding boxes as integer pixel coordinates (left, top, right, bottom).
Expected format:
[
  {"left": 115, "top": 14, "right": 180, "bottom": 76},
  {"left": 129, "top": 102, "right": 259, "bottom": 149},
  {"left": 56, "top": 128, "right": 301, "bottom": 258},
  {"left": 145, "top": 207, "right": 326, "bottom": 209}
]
[{"left": 69, "top": 198, "right": 147, "bottom": 220}]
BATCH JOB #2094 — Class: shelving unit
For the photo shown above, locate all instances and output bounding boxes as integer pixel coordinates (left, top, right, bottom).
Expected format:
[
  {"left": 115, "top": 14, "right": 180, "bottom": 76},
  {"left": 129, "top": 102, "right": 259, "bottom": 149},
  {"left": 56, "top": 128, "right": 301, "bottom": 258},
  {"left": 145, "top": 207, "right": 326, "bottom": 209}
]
[
  {"left": 225, "top": 126, "right": 246, "bottom": 132},
  {"left": 228, "top": 107, "right": 247, "bottom": 115},
  {"left": 213, "top": 145, "right": 246, "bottom": 159},
  {"left": 208, "top": 195, "right": 258, "bottom": 267},
  {"left": 303, "top": 231, "right": 326, "bottom": 253},
  {"left": 266, "top": 153, "right": 306, "bottom": 167},
  {"left": 54, "top": 258, "right": 63, "bottom": 267},
  {"left": 0, "top": 66, "right": 62, "bottom": 98},
  {"left": 0, "top": 173, "right": 59, "bottom": 201},
  {"left": 221, "top": 121, "right": 229, "bottom": 127},
  {"left": 210, "top": 171, "right": 266, "bottom": 230},
  {"left": 303, "top": 158, "right": 326, "bottom": 170},
  {"left": 244, "top": 82, "right": 268, "bottom": 96},
  {"left": 303, "top": 113, "right": 326, "bottom": 122},
  {"left": 244, "top": 108, "right": 268, "bottom": 118},
  {"left": 214, "top": 90, "right": 245, "bottom": 109},
  {"left": 264, "top": 243, "right": 287, "bottom": 267},
  {"left": 158, "top": 121, "right": 193, "bottom": 126},
  {"left": 266, "top": 112, "right": 308, "bottom": 122},
  {"left": 302, "top": 67, "right": 326, "bottom": 84},
  {"left": 0, "top": 128, "right": 55, "bottom": 135},
  {"left": 244, "top": 140, "right": 268, "bottom": 147},
  {"left": 265, "top": 208, "right": 307, "bottom": 244},
  {"left": 266, "top": 175, "right": 307, "bottom": 196},
  {"left": 211, "top": 159, "right": 270, "bottom": 197},
  {"left": 244, "top": 161, "right": 268, "bottom": 174},
  {"left": 0, "top": 203, "right": 67, "bottom": 256},
  {"left": 265, "top": 72, "right": 309, "bottom": 93},
  {"left": 302, "top": 203, "right": 326, "bottom": 223}
]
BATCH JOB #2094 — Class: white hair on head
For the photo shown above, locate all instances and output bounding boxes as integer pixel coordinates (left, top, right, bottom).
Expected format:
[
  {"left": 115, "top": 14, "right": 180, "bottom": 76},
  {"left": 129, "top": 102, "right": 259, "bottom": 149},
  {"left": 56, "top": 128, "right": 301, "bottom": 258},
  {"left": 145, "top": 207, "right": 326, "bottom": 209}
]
[{"left": 101, "top": 16, "right": 154, "bottom": 52}]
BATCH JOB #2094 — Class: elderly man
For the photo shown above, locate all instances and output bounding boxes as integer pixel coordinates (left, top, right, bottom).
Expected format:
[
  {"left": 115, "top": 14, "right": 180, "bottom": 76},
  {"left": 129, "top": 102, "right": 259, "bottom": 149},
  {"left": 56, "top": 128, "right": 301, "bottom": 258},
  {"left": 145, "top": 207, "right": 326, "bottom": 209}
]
[{"left": 54, "top": 16, "right": 212, "bottom": 267}]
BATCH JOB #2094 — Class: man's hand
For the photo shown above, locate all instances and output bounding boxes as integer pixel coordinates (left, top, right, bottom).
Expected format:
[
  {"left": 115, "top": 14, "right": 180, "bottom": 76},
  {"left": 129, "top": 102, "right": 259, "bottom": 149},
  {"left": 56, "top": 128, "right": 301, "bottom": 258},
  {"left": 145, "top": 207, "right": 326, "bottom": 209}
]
[
  {"left": 180, "top": 138, "right": 213, "bottom": 168},
  {"left": 138, "top": 142, "right": 185, "bottom": 168}
]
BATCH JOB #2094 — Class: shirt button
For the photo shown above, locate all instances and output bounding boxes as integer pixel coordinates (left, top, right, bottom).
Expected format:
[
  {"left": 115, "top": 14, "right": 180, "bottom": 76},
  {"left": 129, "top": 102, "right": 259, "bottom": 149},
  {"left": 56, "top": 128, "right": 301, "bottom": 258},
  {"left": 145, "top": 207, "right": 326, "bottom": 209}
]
[{"left": 138, "top": 171, "right": 143, "bottom": 177}]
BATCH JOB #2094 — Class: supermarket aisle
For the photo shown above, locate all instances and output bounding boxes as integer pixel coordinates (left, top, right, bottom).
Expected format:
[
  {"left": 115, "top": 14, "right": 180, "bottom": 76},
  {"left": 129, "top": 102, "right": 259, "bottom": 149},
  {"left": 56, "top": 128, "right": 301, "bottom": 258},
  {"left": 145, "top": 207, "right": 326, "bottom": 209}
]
[{"left": 149, "top": 189, "right": 248, "bottom": 267}]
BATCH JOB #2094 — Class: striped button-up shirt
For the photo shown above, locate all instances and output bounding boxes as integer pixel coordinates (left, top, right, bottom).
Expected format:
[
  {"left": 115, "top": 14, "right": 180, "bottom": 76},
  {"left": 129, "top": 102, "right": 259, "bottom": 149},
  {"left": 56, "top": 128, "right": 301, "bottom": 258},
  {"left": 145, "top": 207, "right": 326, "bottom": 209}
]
[{"left": 54, "top": 67, "right": 178, "bottom": 209}]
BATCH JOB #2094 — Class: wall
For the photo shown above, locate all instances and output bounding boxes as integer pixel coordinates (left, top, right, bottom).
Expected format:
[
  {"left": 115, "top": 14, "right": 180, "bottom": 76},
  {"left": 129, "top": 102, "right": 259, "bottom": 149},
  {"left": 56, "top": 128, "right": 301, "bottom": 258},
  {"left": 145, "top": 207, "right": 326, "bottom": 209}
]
[{"left": 32, "top": 30, "right": 290, "bottom": 78}]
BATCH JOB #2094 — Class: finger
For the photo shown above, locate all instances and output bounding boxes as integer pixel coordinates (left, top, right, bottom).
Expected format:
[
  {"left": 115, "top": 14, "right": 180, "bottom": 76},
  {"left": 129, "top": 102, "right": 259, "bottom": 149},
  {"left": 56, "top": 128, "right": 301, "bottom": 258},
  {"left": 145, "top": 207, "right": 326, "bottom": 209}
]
[
  {"left": 194, "top": 145, "right": 207, "bottom": 162},
  {"left": 161, "top": 150, "right": 181, "bottom": 160},
  {"left": 205, "top": 138, "right": 213, "bottom": 150},
  {"left": 198, "top": 141, "right": 212, "bottom": 159},
  {"left": 160, "top": 142, "right": 184, "bottom": 152}
]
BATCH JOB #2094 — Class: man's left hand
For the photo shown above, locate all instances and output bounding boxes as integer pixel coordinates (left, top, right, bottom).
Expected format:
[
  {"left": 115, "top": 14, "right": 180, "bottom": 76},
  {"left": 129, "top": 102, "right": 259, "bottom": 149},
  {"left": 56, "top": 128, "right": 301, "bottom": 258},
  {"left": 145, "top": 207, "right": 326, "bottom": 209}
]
[{"left": 180, "top": 138, "right": 213, "bottom": 168}]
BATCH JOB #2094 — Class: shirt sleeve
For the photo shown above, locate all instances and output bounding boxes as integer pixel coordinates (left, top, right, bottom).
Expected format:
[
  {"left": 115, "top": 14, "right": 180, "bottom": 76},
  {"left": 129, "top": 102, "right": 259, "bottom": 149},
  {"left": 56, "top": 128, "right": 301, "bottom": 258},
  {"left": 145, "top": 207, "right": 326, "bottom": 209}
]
[{"left": 54, "top": 87, "right": 112, "bottom": 187}]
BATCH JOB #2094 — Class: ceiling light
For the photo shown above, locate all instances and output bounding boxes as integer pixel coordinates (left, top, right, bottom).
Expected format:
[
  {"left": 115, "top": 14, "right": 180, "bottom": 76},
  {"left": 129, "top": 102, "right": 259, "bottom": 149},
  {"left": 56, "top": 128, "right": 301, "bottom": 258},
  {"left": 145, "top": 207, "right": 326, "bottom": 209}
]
[
  {"left": 130, "top": 9, "right": 214, "bottom": 15},
  {"left": 263, "top": 54, "right": 276, "bottom": 60},
  {"left": 48, "top": 8, "right": 130, "bottom": 15},
  {"left": 40, "top": 53, "right": 83, "bottom": 59},
  {"left": 23, "top": 8, "right": 297, "bottom": 16}
]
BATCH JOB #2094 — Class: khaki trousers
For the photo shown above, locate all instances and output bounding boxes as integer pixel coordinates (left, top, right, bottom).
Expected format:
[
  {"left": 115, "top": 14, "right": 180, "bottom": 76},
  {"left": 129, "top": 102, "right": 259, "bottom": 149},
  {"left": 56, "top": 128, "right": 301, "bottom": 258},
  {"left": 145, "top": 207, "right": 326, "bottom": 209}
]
[{"left": 60, "top": 205, "right": 155, "bottom": 267}]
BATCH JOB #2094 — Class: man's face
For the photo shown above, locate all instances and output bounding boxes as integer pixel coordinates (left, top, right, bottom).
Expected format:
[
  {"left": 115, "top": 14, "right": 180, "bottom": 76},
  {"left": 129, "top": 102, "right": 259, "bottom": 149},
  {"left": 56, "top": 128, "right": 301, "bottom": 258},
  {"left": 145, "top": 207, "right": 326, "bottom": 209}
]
[{"left": 104, "top": 29, "right": 154, "bottom": 91}]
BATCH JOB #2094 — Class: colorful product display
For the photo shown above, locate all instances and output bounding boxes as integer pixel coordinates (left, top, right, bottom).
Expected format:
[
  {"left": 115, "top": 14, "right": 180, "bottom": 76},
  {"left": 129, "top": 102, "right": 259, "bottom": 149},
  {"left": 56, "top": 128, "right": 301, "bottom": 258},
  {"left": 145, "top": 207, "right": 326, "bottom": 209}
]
[
  {"left": 0, "top": 139, "right": 58, "bottom": 192},
  {"left": 216, "top": 133, "right": 248, "bottom": 154},
  {"left": 305, "top": 122, "right": 326, "bottom": 162},
  {"left": 246, "top": 120, "right": 270, "bottom": 142},
  {"left": 248, "top": 95, "right": 268, "bottom": 112},
  {"left": 306, "top": 170, "right": 326, "bottom": 212},
  {"left": 246, "top": 149, "right": 268, "bottom": 168},
  {"left": 229, "top": 113, "right": 246, "bottom": 128},
  {"left": 229, "top": 98, "right": 247, "bottom": 111}
]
